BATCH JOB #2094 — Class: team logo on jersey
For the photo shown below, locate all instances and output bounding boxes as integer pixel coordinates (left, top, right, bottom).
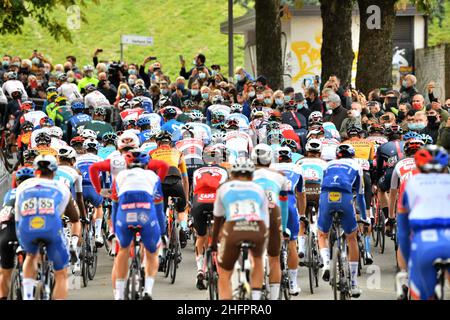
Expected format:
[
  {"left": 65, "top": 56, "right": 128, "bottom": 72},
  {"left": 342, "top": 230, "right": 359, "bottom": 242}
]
[
  {"left": 29, "top": 216, "right": 45, "bottom": 230},
  {"left": 328, "top": 192, "right": 341, "bottom": 203},
  {"left": 126, "top": 212, "right": 138, "bottom": 223},
  {"left": 198, "top": 193, "right": 216, "bottom": 203}
]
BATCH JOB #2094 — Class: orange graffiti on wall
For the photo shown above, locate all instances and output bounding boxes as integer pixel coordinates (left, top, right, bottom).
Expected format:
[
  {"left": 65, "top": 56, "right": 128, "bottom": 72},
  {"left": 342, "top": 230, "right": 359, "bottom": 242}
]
[{"left": 291, "top": 33, "right": 322, "bottom": 83}]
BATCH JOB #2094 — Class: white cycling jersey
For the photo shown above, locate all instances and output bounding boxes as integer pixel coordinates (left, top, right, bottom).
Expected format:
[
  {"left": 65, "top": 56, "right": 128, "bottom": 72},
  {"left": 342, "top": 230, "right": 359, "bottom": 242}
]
[
  {"left": 84, "top": 91, "right": 109, "bottom": 108},
  {"left": 22, "top": 110, "right": 47, "bottom": 128},
  {"left": 2, "top": 80, "right": 27, "bottom": 99},
  {"left": 58, "top": 82, "right": 80, "bottom": 99}
]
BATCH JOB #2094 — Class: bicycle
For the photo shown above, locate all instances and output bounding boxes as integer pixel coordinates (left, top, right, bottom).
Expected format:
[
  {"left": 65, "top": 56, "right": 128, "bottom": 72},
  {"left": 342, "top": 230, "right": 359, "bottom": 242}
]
[
  {"left": 300, "top": 206, "right": 321, "bottom": 294},
  {"left": 233, "top": 241, "right": 254, "bottom": 300},
  {"left": 79, "top": 202, "right": 98, "bottom": 287},
  {"left": 279, "top": 230, "right": 291, "bottom": 300},
  {"left": 433, "top": 258, "right": 450, "bottom": 300},
  {"left": 101, "top": 197, "right": 112, "bottom": 255},
  {"left": 329, "top": 210, "right": 352, "bottom": 300},
  {"left": 163, "top": 197, "right": 182, "bottom": 284},
  {"left": 7, "top": 241, "right": 25, "bottom": 300},
  {"left": 372, "top": 194, "right": 386, "bottom": 254},
  {"left": 34, "top": 240, "right": 55, "bottom": 300},
  {"left": 356, "top": 220, "right": 368, "bottom": 277},
  {"left": 203, "top": 211, "right": 219, "bottom": 300},
  {"left": 124, "top": 225, "right": 145, "bottom": 300}
]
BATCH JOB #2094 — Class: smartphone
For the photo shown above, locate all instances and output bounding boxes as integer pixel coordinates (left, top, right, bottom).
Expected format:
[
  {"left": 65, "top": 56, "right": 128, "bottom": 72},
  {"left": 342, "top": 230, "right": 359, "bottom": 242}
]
[
  {"left": 315, "top": 75, "right": 320, "bottom": 81},
  {"left": 303, "top": 79, "right": 307, "bottom": 86},
  {"left": 97, "top": 49, "right": 103, "bottom": 52},
  {"left": 179, "top": 55, "right": 184, "bottom": 62},
  {"left": 34, "top": 49, "right": 37, "bottom": 53},
  {"left": 149, "top": 56, "right": 157, "bottom": 60}
]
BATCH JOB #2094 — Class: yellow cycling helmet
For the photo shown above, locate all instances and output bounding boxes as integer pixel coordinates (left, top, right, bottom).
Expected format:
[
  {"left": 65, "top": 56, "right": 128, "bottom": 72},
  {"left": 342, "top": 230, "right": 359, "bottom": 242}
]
[{"left": 47, "top": 91, "right": 58, "bottom": 101}]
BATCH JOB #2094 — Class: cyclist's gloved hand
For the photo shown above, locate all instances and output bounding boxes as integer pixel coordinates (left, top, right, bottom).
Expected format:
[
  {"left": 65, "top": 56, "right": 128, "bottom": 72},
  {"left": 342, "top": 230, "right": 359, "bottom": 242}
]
[
  {"left": 360, "top": 217, "right": 371, "bottom": 226},
  {"left": 209, "top": 243, "right": 218, "bottom": 252}
]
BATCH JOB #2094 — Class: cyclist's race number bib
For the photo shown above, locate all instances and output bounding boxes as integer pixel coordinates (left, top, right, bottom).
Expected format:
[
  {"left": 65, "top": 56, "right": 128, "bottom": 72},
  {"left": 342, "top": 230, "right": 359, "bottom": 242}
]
[
  {"left": 328, "top": 192, "right": 341, "bottom": 203},
  {"left": 230, "top": 200, "right": 260, "bottom": 221},
  {"left": 266, "top": 190, "right": 277, "bottom": 209},
  {"left": 21, "top": 197, "right": 55, "bottom": 216}
]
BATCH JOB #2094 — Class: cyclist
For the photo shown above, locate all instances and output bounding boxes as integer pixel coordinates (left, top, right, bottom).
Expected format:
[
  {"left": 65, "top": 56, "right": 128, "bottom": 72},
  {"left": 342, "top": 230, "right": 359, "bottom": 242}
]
[
  {"left": 15, "top": 100, "right": 46, "bottom": 132},
  {"left": 75, "top": 139, "right": 105, "bottom": 247},
  {"left": 55, "top": 146, "right": 86, "bottom": 273},
  {"left": 32, "top": 131, "right": 58, "bottom": 156},
  {"left": 67, "top": 101, "right": 92, "bottom": 142},
  {"left": 0, "top": 167, "right": 35, "bottom": 299},
  {"left": 15, "top": 155, "right": 80, "bottom": 300},
  {"left": 270, "top": 146, "right": 306, "bottom": 295},
  {"left": 98, "top": 132, "right": 118, "bottom": 159},
  {"left": 375, "top": 125, "right": 404, "bottom": 237},
  {"left": 210, "top": 158, "right": 269, "bottom": 300},
  {"left": 70, "top": 136, "right": 86, "bottom": 155},
  {"left": 317, "top": 144, "right": 369, "bottom": 298},
  {"left": 191, "top": 147, "right": 228, "bottom": 290},
  {"left": 150, "top": 131, "right": 190, "bottom": 246},
  {"left": 11, "top": 149, "right": 39, "bottom": 188},
  {"left": 160, "top": 107, "right": 183, "bottom": 134},
  {"left": 251, "top": 144, "right": 289, "bottom": 300},
  {"left": 137, "top": 117, "right": 153, "bottom": 145},
  {"left": 397, "top": 145, "right": 450, "bottom": 300},
  {"left": 224, "top": 119, "right": 253, "bottom": 158},
  {"left": 83, "top": 106, "right": 114, "bottom": 140},
  {"left": 366, "top": 123, "right": 388, "bottom": 154},
  {"left": 343, "top": 125, "right": 375, "bottom": 264},
  {"left": 281, "top": 139, "right": 303, "bottom": 164},
  {"left": 111, "top": 150, "right": 165, "bottom": 300}
]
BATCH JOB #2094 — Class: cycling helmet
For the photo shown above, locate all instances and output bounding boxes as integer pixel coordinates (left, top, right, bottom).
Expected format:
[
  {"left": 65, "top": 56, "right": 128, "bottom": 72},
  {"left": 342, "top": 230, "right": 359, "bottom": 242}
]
[
  {"left": 305, "top": 138, "right": 322, "bottom": 153},
  {"left": 55, "top": 96, "right": 68, "bottom": 106},
  {"left": 415, "top": 145, "right": 449, "bottom": 173},
  {"left": 23, "top": 149, "right": 39, "bottom": 162},
  {"left": 211, "top": 111, "right": 226, "bottom": 124},
  {"left": 83, "top": 138, "right": 99, "bottom": 151},
  {"left": 281, "top": 139, "right": 298, "bottom": 152},
  {"left": 71, "top": 101, "right": 85, "bottom": 112},
  {"left": 404, "top": 139, "right": 425, "bottom": 156},
  {"left": 93, "top": 106, "right": 106, "bottom": 116},
  {"left": 183, "top": 99, "right": 195, "bottom": 109},
  {"left": 46, "top": 91, "right": 58, "bottom": 102},
  {"left": 211, "top": 131, "right": 226, "bottom": 144},
  {"left": 268, "top": 110, "right": 282, "bottom": 122},
  {"left": 33, "top": 155, "right": 58, "bottom": 172},
  {"left": 336, "top": 144, "right": 355, "bottom": 159},
  {"left": 46, "top": 86, "right": 58, "bottom": 94},
  {"left": 155, "top": 130, "right": 172, "bottom": 143},
  {"left": 133, "top": 84, "right": 145, "bottom": 95},
  {"left": 123, "top": 119, "right": 137, "bottom": 130},
  {"left": 266, "top": 121, "right": 280, "bottom": 131},
  {"left": 83, "top": 65, "right": 94, "bottom": 72},
  {"left": 6, "top": 71, "right": 17, "bottom": 80},
  {"left": 118, "top": 98, "right": 130, "bottom": 110},
  {"left": 267, "top": 130, "right": 284, "bottom": 145},
  {"left": 368, "top": 123, "right": 384, "bottom": 134},
  {"left": 189, "top": 110, "right": 204, "bottom": 122},
  {"left": 20, "top": 100, "right": 35, "bottom": 111},
  {"left": 251, "top": 144, "right": 273, "bottom": 165},
  {"left": 48, "top": 126, "right": 63, "bottom": 139},
  {"left": 230, "top": 103, "right": 243, "bottom": 113},
  {"left": 57, "top": 73, "right": 68, "bottom": 81},
  {"left": 162, "top": 106, "right": 178, "bottom": 119},
  {"left": 346, "top": 124, "right": 363, "bottom": 136},
  {"left": 420, "top": 134, "right": 434, "bottom": 145},
  {"left": 225, "top": 118, "right": 239, "bottom": 129},
  {"left": 102, "top": 132, "right": 118, "bottom": 144},
  {"left": 21, "top": 121, "right": 34, "bottom": 132},
  {"left": 118, "top": 131, "right": 140, "bottom": 150},
  {"left": 39, "top": 116, "right": 54, "bottom": 128},
  {"left": 384, "top": 124, "right": 403, "bottom": 136},
  {"left": 231, "top": 158, "right": 255, "bottom": 175},
  {"left": 70, "top": 136, "right": 85, "bottom": 147},
  {"left": 158, "top": 96, "right": 172, "bottom": 108},
  {"left": 124, "top": 149, "right": 150, "bottom": 169},
  {"left": 58, "top": 146, "right": 77, "bottom": 160},
  {"left": 80, "top": 129, "right": 98, "bottom": 139},
  {"left": 211, "top": 95, "right": 224, "bottom": 105},
  {"left": 308, "top": 111, "right": 323, "bottom": 124},
  {"left": 35, "top": 132, "right": 51, "bottom": 146},
  {"left": 130, "top": 97, "right": 143, "bottom": 108},
  {"left": 275, "top": 147, "right": 292, "bottom": 162},
  {"left": 137, "top": 117, "right": 151, "bottom": 128},
  {"left": 306, "top": 127, "right": 325, "bottom": 140},
  {"left": 85, "top": 83, "right": 96, "bottom": 93},
  {"left": 16, "top": 167, "right": 35, "bottom": 182},
  {"left": 403, "top": 131, "right": 420, "bottom": 141}
]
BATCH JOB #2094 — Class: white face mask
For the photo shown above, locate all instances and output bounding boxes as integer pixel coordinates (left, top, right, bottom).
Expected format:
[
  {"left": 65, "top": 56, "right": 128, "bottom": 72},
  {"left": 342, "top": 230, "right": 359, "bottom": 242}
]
[{"left": 352, "top": 110, "right": 361, "bottom": 117}]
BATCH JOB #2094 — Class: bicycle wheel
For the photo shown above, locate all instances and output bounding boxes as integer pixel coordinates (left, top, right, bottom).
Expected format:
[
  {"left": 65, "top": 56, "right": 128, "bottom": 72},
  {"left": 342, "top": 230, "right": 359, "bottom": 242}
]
[
  {"left": 102, "top": 217, "right": 110, "bottom": 255},
  {"left": 163, "top": 247, "right": 171, "bottom": 278},
  {"left": 339, "top": 255, "right": 349, "bottom": 301},
  {"left": 312, "top": 233, "right": 320, "bottom": 288},
  {"left": 129, "top": 268, "right": 139, "bottom": 300},
  {"left": 206, "top": 252, "right": 218, "bottom": 300},
  {"left": 330, "top": 245, "right": 339, "bottom": 300},
  {"left": 170, "top": 243, "right": 179, "bottom": 284},
  {"left": 307, "top": 231, "right": 315, "bottom": 294},
  {"left": 88, "top": 245, "right": 98, "bottom": 280},
  {"left": 81, "top": 241, "right": 89, "bottom": 287},
  {"left": 8, "top": 268, "right": 22, "bottom": 300},
  {"left": 378, "top": 211, "right": 386, "bottom": 254}
]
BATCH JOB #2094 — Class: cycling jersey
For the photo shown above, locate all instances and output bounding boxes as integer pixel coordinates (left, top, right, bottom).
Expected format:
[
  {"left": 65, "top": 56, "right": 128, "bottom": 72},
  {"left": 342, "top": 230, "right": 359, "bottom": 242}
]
[
  {"left": 111, "top": 167, "right": 165, "bottom": 253},
  {"left": 390, "top": 157, "right": 416, "bottom": 190},
  {"left": 120, "top": 108, "right": 144, "bottom": 121},
  {"left": 225, "top": 114, "right": 250, "bottom": 131},
  {"left": 161, "top": 119, "right": 184, "bottom": 134},
  {"left": 0, "top": 189, "right": 16, "bottom": 223},
  {"left": 343, "top": 138, "right": 375, "bottom": 171},
  {"left": 75, "top": 153, "right": 104, "bottom": 207},
  {"left": 375, "top": 140, "right": 405, "bottom": 183},
  {"left": 78, "top": 77, "right": 99, "bottom": 91},
  {"left": 32, "top": 146, "right": 58, "bottom": 157},
  {"left": 14, "top": 178, "right": 71, "bottom": 271},
  {"left": 206, "top": 104, "right": 231, "bottom": 124},
  {"left": 17, "top": 132, "right": 32, "bottom": 149},
  {"left": 214, "top": 180, "right": 269, "bottom": 226},
  {"left": 2, "top": 80, "right": 27, "bottom": 99},
  {"left": 50, "top": 137, "right": 68, "bottom": 149},
  {"left": 20, "top": 110, "right": 47, "bottom": 128},
  {"left": 323, "top": 122, "right": 341, "bottom": 141},
  {"left": 68, "top": 113, "right": 92, "bottom": 136},
  {"left": 84, "top": 91, "right": 109, "bottom": 108},
  {"left": 83, "top": 120, "right": 114, "bottom": 140},
  {"left": 225, "top": 131, "right": 253, "bottom": 157},
  {"left": 141, "top": 141, "right": 158, "bottom": 154},
  {"left": 139, "top": 113, "right": 163, "bottom": 130},
  {"left": 192, "top": 165, "right": 228, "bottom": 202},
  {"left": 98, "top": 146, "right": 117, "bottom": 160},
  {"left": 320, "top": 138, "right": 340, "bottom": 161},
  {"left": 172, "top": 122, "right": 212, "bottom": 144},
  {"left": 149, "top": 145, "right": 188, "bottom": 177},
  {"left": 298, "top": 157, "right": 327, "bottom": 185},
  {"left": 57, "top": 82, "right": 79, "bottom": 98},
  {"left": 55, "top": 165, "right": 83, "bottom": 196}
]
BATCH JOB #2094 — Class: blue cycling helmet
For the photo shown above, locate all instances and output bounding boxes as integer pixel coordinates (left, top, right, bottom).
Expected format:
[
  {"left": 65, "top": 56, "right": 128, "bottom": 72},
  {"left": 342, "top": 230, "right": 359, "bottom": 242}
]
[
  {"left": 420, "top": 134, "right": 434, "bottom": 145},
  {"left": 415, "top": 145, "right": 449, "bottom": 173},
  {"left": 336, "top": 144, "right": 355, "bottom": 159},
  {"left": 137, "top": 117, "right": 152, "bottom": 128},
  {"left": 125, "top": 149, "right": 150, "bottom": 168},
  {"left": 403, "top": 131, "right": 420, "bottom": 141},
  {"left": 71, "top": 101, "right": 85, "bottom": 112},
  {"left": 16, "top": 167, "right": 35, "bottom": 182}
]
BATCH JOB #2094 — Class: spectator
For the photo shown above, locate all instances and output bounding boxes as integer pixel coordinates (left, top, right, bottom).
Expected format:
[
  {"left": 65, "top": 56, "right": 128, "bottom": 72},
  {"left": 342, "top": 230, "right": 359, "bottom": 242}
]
[
  {"left": 340, "top": 102, "right": 363, "bottom": 139},
  {"left": 98, "top": 79, "right": 117, "bottom": 104},
  {"left": 367, "top": 101, "right": 383, "bottom": 121},
  {"left": 425, "top": 109, "right": 441, "bottom": 143},
  {"left": 234, "top": 66, "right": 253, "bottom": 93},
  {"left": 411, "top": 94, "right": 426, "bottom": 112},
  {"left": 188, "top": 81, "right": 202, "bottom": 103},
  {"left": 305, "top": 86, "right": 322, "bottom": 113},
  {"left": 324, "top": 92, "right": 348, "bottom": 131},
  {"left": 294, "top": 92, "right": 311, "bottom": 120},
  {"left": 397, "top": 102, "right": 411, "bottom": 125},
  {"left": 170, "top": 76, "right": 189, "bottom": 108},
  {"left": 78, "top": 65, "right": 99, "bottom": 92},
  {"left": 66, "top": 55, "right": 81, "bottom": 75},
  {"left": 399, "top": 74, "right": 419, "bottom": 104},
  {"left": 180, "top": 53, "right": 210, "bottom": 80},
  {"left": 273, "top": 90, "right": 285, "bottom": 111}
]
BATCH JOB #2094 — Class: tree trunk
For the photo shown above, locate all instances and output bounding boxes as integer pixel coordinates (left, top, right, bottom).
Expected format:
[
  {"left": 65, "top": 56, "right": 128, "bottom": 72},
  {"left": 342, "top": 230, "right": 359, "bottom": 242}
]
[
  {"left": 320, "top": 0, "right": 355, "bottom": 89},
  {"left": 255, "top": 0, "right": 283, "bottom": 89},
  {"left": 356, "top": 0, "right": 397, "bottom": 96}
]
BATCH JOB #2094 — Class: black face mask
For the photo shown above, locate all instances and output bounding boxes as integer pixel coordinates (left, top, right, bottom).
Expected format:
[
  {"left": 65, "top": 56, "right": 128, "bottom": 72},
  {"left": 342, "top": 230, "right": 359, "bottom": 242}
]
[
  {"left": 427, "top": 115, "right": 438, "bottom": 124},
  {"left": 398, "top": 111, "right": 406, "bottom": 121}
]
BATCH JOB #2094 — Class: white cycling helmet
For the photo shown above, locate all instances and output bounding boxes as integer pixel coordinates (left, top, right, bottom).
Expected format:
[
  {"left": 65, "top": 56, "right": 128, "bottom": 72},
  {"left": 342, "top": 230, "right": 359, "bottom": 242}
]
[
  {"left": 118, "top": 131, "right": 140, "bottom": 150},
  {"left": 83, "top": 138, "right": 99, "bottom": 151},
  {"left": 250, "top": 144, "right": 273, "bottom": 166},
  {"left": 211, "top": 131, "right": 226, "bottom": 144},
  {"left": 274, "top": 146, "right": 292, "bottom": 161},
  {"left": 231, "top": 158, "right": 255, "bottom": 174},
  {"left": 34, "top": 154, "right": 58, "bottom": 172},
  {"left": 305, "top": 138, "right": 323, "bottom": 153},
  {"left": 80, "top": 129, "right": 98, "bottom": 139},
  {"left": 308, "top": 111, "right": 323, "bottom": 123},
  {"left": 57, "top": 146, "right": 77, "bottom": 159},
  {"left": 48, "top": 126, "right": 63, "bottom": 139}
]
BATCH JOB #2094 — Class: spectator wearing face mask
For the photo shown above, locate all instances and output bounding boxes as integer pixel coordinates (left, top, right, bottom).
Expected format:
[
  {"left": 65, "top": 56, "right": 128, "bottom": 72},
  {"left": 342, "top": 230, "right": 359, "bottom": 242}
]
[
  {"left": 263, "top": 89, "right": 274, "bottom": 109},
  {"left": 98, "top": 78, "right": 117, "bottom": 104},
  {"left": 78, "top": 65, "right": 98, "bottom": 92},
  {"left": 424, "top": 108, "right": 441, "bottom": 143},
  {"left": 234, "top": 66, "right": 253, "bottom": 93},
  {"left": 324, "top": 92, "right": 348, "bottom": 131},
  {"left": 399, "top": 74, "right": 418, "bottom": 104},
  {"left": 272, "top": 90, "right": 285, "bottom": 111},
  {"left": 367, "top": 101, "right": 384, "bottom": 121},
  {"left": 428, "top": 99, "right": 449, "bottom": 123},
  {"left": 397, "top": 102, "right": 411, "bottom": 126},
  {"left": 26, "top": 74, "right": 45, "bottom": 99},
  {"left": 114, "top": 83, "right": 134, "bottom": 107},
  {"left": 305, "top": 86, "right": 323, "bottom": 114},
  {"left": 294, "top": 92, "right": 311, "bottom": 120},
  {"left": 340, "top": 102, "right": 363, "bottom": 139},
  {"left": 411, "top": 94, "right": 426, "bottom": 112},
  {"left": 198, "top": 86, "right": 212, "bottom": 112},
  {"left": 171, "top": 76, "right": 189, "bottom": 108},
  {"left": 149, "top": 84, "right": 161, "bottom": 107},
  {"left": 188, "top": 81, "right": 202, "bottom": 103},
  {"left": 180, "top": 53, "right": 211, "bottom": 80}
]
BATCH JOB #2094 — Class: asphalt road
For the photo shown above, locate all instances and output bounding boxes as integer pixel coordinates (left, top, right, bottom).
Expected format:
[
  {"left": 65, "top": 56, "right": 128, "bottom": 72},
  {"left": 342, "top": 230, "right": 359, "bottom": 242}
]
[{"left": 68, "top": 231, "right": 403, "bottom": 300}]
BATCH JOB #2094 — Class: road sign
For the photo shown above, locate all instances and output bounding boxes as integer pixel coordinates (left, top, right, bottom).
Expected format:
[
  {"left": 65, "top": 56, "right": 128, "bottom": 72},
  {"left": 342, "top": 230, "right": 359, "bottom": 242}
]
[{"left": 121, "top": 35, "right": 153, "bottom": 46}]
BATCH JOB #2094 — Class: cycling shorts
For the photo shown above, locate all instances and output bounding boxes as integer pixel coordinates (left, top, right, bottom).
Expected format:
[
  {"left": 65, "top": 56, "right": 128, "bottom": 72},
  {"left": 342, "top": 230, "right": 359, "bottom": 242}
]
[
  {"left": 83, "top": 184, "right": 103, "bottom": 208},
  {"left": 409, "top": 229, "right": 450, "bottom": 300},
  {"left": 317, "top": 191, "right": 357, "bottom": 234},
  {"left": 191, "top": 195, "right": 214, "bottom": 237},
  {"left": 218, "top": 220, "right": 268, "bottom": 271},
  {"left": 114, "top": 191, "right": 161, "bottom": 253},
  {"left": 17, "top": 216, "right": 69, "bottom": 271},
  {"left": 287, "top": 195, "right": 299, "bottom": 241},
  {"left": 377, "top": 168, "right": 394, "bottom": 192},
  {"left": 0, "top": 222, "right": 17, "bottom": 269},
  {"left": 304, "top": 183, "right": 321, "bottom": 205}
]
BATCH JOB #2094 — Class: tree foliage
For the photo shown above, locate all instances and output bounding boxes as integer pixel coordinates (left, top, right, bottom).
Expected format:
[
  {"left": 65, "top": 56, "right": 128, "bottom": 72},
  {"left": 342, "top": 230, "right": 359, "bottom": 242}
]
[{"left": 0, "top": 0, "right": 98, "bottom": 42}]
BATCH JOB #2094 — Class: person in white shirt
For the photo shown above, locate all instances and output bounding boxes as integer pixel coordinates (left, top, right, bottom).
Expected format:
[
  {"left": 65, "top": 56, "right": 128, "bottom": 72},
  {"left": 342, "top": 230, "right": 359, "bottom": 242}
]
[{"left": 57, "top": 73, "right": 79, "bottom": 98}]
